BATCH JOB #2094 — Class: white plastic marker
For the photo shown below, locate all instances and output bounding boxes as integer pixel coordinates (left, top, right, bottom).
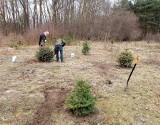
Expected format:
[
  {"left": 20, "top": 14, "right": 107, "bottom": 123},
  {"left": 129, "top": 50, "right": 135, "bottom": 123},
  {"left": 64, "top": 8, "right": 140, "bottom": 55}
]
[
  {"left": 71, "top": 53, "right": 75, "bottom": 58},
  {"left": 12, "top": 56, "right": 17, "bottom": 62}
]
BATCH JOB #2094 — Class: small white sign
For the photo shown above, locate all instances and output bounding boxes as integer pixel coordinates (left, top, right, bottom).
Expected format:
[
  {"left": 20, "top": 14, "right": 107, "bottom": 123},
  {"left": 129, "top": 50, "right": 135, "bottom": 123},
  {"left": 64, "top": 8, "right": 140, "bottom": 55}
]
[
  {"left": 12, "top": 56, "right": 17, "bottom": 62},
  {"left": 71, "top": 53, "right": 75, "bottom": 58}
]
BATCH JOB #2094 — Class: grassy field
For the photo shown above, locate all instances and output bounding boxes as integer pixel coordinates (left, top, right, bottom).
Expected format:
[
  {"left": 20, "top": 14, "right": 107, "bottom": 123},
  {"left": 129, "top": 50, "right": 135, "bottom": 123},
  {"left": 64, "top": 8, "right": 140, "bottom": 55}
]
[{"left": 0, "top": 41, "right": 160, "bottom": 125}]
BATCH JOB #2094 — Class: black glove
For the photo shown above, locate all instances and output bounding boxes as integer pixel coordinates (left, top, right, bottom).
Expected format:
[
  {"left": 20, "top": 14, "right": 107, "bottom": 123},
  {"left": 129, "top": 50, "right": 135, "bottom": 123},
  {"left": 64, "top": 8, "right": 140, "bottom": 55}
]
[{"left": 62, "top": 41, "right": 66, "bottom": 47}]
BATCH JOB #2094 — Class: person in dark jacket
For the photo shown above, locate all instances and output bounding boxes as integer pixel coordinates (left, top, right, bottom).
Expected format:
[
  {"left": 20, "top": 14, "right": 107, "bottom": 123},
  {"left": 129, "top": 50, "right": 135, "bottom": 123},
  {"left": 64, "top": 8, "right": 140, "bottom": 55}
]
[
  {"left": 54, "top": 38, "right": 66, "bottom": 62},
  {"left": 39, "top": 31, "right": 49, "bottom": 47}
]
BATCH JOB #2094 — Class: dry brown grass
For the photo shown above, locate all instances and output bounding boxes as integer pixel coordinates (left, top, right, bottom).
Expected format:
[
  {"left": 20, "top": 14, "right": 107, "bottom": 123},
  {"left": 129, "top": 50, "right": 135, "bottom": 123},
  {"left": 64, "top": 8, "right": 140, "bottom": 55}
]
[{"left": 0, "top": 41, "right": 160, "bottom": 125}]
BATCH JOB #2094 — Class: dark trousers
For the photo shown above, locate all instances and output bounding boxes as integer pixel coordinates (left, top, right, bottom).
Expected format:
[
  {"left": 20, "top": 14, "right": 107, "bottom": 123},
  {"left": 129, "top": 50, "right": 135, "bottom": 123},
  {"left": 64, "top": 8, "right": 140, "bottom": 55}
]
[{"left": 39, "top": 41, "right": 44, "bottom": 47}]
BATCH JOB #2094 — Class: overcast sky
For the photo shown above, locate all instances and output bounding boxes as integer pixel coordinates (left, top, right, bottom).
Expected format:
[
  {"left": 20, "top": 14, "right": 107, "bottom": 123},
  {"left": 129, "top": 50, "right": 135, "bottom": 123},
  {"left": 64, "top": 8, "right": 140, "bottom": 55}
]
[{"left": 111, "top": 0, "right": 118, "bottom": 3}]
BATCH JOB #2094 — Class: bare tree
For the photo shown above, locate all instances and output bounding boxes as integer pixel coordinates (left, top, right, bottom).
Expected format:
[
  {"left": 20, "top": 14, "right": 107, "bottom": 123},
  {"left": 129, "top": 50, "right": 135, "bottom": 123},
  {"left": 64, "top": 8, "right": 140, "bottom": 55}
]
[
  {"left": 33, "top": 0, "right": 38, "bottom": 28},
  {"left": 45, "top": 0, "right": 51, "bottom": 22},
  {"left": 0, "top": 0, "right": 141, "bottom": 42},
  {"left": 19, "top": 0, "right": 30, "bottom": 29},
  {"left": 52, "top": 0, "right": 58, "bottom": 26}
]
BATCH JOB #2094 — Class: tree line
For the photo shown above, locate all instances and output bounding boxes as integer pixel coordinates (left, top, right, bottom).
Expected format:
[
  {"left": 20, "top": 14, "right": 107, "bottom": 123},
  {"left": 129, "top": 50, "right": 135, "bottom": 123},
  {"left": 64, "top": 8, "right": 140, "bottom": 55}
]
[
  {"left": 124, "top": 0, "right": 160, "bottom": 34},
  {"left": 0, "top": 0, "right": 160, "bottom": 41}
]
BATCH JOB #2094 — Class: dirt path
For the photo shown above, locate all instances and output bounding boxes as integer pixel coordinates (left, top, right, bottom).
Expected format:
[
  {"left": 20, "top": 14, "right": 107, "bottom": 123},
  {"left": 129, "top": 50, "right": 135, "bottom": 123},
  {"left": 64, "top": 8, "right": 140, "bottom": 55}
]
[{"left": 26, "top": 87, "right": 69, "bottom": 125}]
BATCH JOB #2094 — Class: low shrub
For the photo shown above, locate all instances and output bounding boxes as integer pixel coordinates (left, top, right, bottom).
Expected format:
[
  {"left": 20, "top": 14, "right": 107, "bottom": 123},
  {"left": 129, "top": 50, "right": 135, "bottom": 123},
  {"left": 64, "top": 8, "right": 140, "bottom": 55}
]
[
  {"left": 63, "top": 35, "right": 73, "bottom": 45},
  {"left": 65, "top": 80, "right": 96, "bottom": 116},
  {"left": 117, "top": 49, "right": 134, "bottom": 68},
  {"left": 82, "top": 41, "right": 91, "bottom": 55},
  {"left": 10, "top": 40, "right": 24, "bottom": 49}
]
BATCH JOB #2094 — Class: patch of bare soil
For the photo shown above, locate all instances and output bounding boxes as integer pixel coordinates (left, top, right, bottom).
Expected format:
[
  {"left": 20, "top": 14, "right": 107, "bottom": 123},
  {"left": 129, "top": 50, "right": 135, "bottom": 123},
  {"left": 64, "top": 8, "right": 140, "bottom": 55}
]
[
  {"left": 25, "top": 59, "right": 39, "bottom": 64},
  {"left": 142, "top": 59, "right": 160, "bottom": 66},
  {"left": 66, "top": 108, "right": 102, "bottom": 125},
  {"left": 92, "top": 61, "right": 114, "bottom": 71},
  {"left": 27, "top": 87, "right": 69, "bottom": 125}
]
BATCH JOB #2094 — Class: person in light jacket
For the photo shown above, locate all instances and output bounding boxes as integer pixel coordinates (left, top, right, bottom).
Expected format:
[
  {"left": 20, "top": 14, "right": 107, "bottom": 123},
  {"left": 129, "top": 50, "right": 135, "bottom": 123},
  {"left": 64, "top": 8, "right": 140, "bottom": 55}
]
[{"left": 54, "top": 38, "right": 66, "bottom": 62}]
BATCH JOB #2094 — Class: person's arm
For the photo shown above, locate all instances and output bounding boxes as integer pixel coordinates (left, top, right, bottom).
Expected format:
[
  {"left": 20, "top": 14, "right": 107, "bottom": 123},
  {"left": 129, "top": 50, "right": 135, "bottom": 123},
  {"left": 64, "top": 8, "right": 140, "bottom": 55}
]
[
  {"left": 62, "top": 40, "right": 66, "bottom": 47},
  {"left": 42, "top": 35, "right": 47, "bottom": 42}
]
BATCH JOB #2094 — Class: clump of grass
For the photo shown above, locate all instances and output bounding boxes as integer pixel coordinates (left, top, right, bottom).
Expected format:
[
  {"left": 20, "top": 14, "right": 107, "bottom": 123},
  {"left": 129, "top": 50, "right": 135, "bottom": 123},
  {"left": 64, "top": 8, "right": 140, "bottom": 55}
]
[
  {"left": 51, "top": 37, "right": 57, "bottom": 44},
  {"left": 110, "top": 37, "right": 116, "bottom": 44},
  {"left": 154, "top": 44, "right": 160, "bottom": 49},
  {"left": 10, "top": 40, "right": 24, "bottom": 49},
  {"left": 63, "top": 35, "right": 73, "bottom": 45}
]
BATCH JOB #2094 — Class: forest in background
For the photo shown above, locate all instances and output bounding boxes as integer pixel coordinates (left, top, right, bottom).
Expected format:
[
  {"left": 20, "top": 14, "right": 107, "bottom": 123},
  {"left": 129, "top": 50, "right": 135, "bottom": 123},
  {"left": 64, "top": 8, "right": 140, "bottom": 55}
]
[{"left": 0, "top": 0, "right": 160, "bottom": 45}]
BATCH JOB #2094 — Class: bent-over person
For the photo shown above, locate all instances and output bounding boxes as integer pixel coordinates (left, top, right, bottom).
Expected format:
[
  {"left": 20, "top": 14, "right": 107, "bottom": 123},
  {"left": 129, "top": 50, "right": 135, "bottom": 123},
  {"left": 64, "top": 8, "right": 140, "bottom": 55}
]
[
  {"left": 54, "top": 38, "right": 66, "bottom": 62},
  {"left": 39, "top": 31, "right": 49, "bottom": 47}
]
